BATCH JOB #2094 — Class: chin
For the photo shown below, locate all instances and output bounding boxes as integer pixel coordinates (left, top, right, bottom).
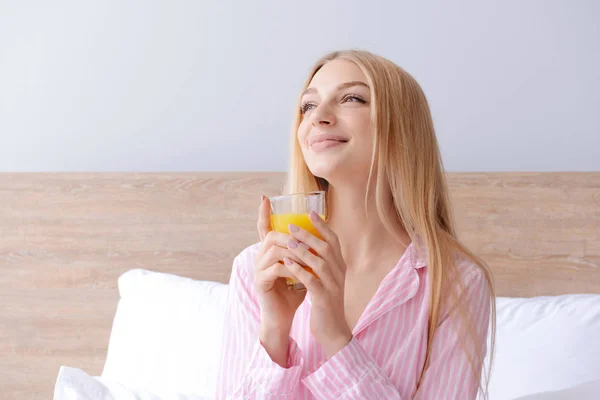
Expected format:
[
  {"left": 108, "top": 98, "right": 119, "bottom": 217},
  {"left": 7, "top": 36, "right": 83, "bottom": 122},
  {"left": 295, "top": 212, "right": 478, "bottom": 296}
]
[
  {"left": 302, "top": 147, "right": 367, "bottom": 183},
  {"left": 306, "top": 164, "right": 335, "bottom": 181},
  {"left": 306, "top": 159, "right": 372, "bottom": 188},
  {"left": 305, "top": 157, "right": 349, "bottom": 183}
]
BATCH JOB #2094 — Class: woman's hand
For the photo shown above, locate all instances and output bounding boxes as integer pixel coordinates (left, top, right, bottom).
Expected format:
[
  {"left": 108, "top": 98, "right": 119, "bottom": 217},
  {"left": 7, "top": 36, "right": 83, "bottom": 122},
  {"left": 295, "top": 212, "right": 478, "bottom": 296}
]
[
  {"left": 254, "top": 196, "right": 306, "bottom": 366},
  {"left": 283, "top": 211, "right": 353, "bottom": 358}
]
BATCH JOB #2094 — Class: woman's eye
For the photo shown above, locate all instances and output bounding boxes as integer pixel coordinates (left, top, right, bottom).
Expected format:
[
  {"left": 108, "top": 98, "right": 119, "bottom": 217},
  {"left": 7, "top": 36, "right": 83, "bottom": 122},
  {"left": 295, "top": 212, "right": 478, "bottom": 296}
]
[
  {"left": 300, "top": 95, "right": 366, "bottom": 114},
  {"left": 300, "top": 102, "right": 316, "bottom": 114},
  {"left": 342, "top": 94, "right": 366, "bottom": 104}
]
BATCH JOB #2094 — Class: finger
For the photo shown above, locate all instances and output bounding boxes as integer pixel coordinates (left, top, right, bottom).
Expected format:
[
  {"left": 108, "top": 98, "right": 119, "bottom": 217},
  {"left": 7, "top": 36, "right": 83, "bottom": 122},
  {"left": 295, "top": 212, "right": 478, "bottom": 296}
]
[
  {"left": 256, "top": 245, "right": 304, "bottom": 273},
  {"left": 255, "top": 230, "right": 293, "bottom": 261},
  {"left": 257, "top": 195, "right": 272, "bottom": 241},
  {"left": 254, "top": 262, "right": 299, "bottom": 292},
  {"left": 287, "top": 221, "right": 332, "bottom": 260},
  {"left": 260, "top": 262, "right": 298, "bottom": 282},
  {"left": 307, "top": 211, "right": 340, "bottom": 251},
  {"left": 286, "top": 239, "right": 333, "bottom": 285},
  {"left": 283, "top": 257, "right": 323, "bottom": 294},
  {"left": 287, "top": 222, "right": 325, "bottom": 251},
  {"left": 264, "top": 231, "right": 294, "bottom": 249},
  {"left": 294, "top": 240, "right": 344, "bottom": 289}
]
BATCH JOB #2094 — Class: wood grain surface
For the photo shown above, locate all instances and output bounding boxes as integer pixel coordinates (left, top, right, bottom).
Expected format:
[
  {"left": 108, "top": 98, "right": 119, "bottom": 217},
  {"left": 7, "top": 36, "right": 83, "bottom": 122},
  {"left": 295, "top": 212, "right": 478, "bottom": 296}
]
[{"left": 0, "top": 172, "right": 599, "bottom": 399}]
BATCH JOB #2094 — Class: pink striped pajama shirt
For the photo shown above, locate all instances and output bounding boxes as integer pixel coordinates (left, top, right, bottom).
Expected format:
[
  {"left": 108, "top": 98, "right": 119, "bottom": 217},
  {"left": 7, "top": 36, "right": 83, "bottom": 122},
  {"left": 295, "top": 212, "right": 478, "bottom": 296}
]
[{"left": 216, "top": 240, "right": 491, "bottom": 399}]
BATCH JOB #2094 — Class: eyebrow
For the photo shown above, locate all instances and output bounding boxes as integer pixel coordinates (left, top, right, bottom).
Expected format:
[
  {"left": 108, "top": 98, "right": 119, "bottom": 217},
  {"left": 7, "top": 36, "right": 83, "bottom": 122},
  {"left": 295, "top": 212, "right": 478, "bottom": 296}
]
[{"left": 302, "top": 80, "right": 369, "bottom": 97}]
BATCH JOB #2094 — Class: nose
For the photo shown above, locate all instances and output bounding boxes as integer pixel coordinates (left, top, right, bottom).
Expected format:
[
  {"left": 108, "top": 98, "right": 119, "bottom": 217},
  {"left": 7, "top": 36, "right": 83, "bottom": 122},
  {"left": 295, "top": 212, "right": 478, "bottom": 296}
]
[{"left": 310, "top": 104, "right": 337, "bottom": 127}]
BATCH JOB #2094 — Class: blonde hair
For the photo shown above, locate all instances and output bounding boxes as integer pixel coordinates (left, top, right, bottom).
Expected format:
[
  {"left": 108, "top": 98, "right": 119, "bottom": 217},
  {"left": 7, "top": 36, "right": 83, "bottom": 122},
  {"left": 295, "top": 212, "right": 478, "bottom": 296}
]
[{"left": 284, "top": 50, "right": 496, "bottom": 397}]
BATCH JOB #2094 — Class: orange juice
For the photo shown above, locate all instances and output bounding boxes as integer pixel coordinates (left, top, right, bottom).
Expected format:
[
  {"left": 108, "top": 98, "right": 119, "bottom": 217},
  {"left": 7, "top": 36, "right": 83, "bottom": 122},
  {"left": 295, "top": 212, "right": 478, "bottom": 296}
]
[
  {"left": 270, "top": 213, "right": 324, "bottom": 238},
  {"left": 270, "top": 213, "right": 325, "bottom": 285}
]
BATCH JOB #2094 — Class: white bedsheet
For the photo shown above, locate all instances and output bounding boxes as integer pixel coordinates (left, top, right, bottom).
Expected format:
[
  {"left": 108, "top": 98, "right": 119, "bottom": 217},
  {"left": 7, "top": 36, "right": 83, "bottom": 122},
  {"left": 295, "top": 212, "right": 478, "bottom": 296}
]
[{"left": 514, "top": 377, "right": 600, "bottom": 399}]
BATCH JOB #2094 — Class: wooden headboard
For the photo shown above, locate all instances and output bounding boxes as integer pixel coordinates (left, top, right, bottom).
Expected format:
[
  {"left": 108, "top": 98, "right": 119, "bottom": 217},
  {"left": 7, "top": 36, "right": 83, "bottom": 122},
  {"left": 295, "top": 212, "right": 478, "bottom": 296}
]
[{"left": 1, "top": 172, "right": 599, "bottom": 399}]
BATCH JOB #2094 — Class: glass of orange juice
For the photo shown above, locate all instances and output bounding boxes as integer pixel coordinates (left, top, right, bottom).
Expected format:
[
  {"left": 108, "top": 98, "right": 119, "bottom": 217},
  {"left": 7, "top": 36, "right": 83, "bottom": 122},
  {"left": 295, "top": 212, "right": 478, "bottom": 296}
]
[{"left": 269, "top": 191, "right": 326, "bottom": 291}]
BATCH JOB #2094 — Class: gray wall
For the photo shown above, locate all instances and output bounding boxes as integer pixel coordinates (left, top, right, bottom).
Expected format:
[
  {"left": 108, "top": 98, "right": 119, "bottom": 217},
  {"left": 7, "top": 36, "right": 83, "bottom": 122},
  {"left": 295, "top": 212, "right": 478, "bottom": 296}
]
[{"left": 1, "top": 0, "right": 598, "bottom": 172}]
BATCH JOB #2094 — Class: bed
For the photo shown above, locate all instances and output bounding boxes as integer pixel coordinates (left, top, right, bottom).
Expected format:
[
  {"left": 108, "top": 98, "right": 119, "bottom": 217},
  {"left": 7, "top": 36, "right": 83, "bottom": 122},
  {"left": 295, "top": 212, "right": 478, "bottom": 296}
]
[{"left": 1, "top": 172, "right": 599, "bottom": 399}]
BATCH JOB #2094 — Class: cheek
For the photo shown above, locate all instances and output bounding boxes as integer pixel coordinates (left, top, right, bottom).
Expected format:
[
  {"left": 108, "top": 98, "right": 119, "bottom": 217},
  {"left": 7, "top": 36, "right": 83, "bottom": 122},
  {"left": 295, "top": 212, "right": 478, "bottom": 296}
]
[
  {"left": 357, "top": 111, "right": 373, "bottom": 133},
  {"left": 297, "top": 123, "right": 309, "bottom": 147},
  {"left": 350, "top": 115, "right": 374, "bottom": 142},
  {"left": 341, "top": 108, "right": 371, "bottom": 133},
  {"left": 350, "top": 117, "right": 375, "bottom": 163}
]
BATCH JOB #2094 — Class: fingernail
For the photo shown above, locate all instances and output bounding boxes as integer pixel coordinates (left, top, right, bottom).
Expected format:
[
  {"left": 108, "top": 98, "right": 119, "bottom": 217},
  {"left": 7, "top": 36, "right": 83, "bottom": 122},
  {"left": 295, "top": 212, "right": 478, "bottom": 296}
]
[
  {"left": 288, "top": 224, "right": 299, "bottom": 233},
  {"left": 299, "top": 242, "right": 310, "bottom": 249},
  {"left": 283, "top": 257, "right": 293, "bottom": 265},
  {"left": 309, "top": 211, "right": 319, "bottom": 221},
  {"left": 261, "top": 195, "right": 266, "bottom": 202},
  {"left": 287, "top": 239, "right": 298, "bottom": 249}
]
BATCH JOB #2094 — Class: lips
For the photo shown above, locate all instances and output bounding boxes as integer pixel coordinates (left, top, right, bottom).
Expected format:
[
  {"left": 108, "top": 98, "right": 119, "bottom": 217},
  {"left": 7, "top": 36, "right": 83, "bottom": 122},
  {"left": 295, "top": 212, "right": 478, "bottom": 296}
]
[
  {"left": 308, "top": 134, "right": 349, "bottom": 151},
  {"left": 309, "top": 133, "right": 348, "bottom": 146},
  {"left": 311, "top": 139, "right": 347, "bottom": 151}
]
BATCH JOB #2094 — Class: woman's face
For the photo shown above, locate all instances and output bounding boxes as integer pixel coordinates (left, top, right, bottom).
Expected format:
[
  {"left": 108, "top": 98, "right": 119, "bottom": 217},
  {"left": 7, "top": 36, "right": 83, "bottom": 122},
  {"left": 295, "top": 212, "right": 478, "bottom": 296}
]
[{"left": 297, "top": 59, "right": 374, "bottom": 183}]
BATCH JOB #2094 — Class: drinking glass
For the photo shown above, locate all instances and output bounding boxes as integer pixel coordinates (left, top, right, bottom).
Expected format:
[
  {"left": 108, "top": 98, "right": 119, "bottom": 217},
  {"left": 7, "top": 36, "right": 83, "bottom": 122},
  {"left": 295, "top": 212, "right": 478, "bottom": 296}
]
[{"left": 269, "top": 191, "right": 326, "bottom": 290}]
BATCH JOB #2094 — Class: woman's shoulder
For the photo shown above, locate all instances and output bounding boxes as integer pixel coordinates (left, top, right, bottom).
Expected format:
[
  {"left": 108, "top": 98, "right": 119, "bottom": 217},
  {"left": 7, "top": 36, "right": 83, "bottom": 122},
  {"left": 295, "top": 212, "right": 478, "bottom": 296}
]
[
  {"left": 416, "top": 237, "right": 487, "bottom": 284},
  {"left": 454, "top": 254, "right": 484, "bottom": 279},
  {"left": 449, "top": 247, "right": 486, "bottom": 278},
  {"left": 450, "top": 251, "right": 492, "bottom": 301}
]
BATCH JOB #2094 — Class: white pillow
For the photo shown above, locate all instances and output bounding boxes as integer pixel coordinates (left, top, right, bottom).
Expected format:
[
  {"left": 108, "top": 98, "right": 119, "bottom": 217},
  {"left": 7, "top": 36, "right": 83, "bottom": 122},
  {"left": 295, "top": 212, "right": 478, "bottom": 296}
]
[
  {"left": 57, "top": 268, "right": 600, "bottom": 400},
  {"left": 55, "top": 366, "right": 212, "bottom": 400},
  {"left": 100, "top": 269, "right": 229, "bottom": 398},
  {"left": 486, "top": 294, "right": 600, "bottom": 400}
]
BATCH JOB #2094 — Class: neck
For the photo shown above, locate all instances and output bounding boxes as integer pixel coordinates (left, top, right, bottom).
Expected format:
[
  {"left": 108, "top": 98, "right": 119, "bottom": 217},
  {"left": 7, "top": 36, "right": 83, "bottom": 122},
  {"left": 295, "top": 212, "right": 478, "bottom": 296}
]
[{"left": 325, "top": 181, "right": 410, "bottom": 271}]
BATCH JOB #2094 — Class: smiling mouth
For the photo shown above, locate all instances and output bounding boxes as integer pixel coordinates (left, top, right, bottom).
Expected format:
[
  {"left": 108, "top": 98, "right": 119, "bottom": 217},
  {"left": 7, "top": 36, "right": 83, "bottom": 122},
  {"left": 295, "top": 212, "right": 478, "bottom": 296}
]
[{"left": 310, "top": 139, "right": 348, "bottom": 152}]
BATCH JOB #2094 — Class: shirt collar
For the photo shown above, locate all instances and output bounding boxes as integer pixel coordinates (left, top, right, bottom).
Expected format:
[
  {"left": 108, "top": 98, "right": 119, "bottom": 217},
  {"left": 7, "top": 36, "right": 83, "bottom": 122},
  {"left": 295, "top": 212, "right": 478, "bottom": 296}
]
[
  {"left": 410, "top": 234, "right": 428, "bottom": 270},
  {"left": 304, "top": 235, "right": 428, "bottom": 334}
]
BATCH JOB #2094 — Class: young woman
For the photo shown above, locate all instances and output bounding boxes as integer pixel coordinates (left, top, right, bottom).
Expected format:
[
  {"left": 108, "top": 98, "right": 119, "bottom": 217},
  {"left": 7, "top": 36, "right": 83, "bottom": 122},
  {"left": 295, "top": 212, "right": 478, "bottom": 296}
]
[{"left": 216, "top": 50, "right": 495, "bottom": 399}]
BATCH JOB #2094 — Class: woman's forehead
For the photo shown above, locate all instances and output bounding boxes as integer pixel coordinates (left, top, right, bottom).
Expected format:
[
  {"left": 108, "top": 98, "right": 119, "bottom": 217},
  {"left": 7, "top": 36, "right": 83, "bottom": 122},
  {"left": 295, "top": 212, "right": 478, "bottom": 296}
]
[{"left": 308, "top": 59, "right": 367, "bottom": 91}]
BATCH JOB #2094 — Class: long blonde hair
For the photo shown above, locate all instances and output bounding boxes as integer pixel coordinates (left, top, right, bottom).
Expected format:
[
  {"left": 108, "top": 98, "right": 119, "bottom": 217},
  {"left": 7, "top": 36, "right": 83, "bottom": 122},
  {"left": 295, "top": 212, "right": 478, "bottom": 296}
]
[{"left": 284, "top": 50, "right": 496, "bottom": 398}]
